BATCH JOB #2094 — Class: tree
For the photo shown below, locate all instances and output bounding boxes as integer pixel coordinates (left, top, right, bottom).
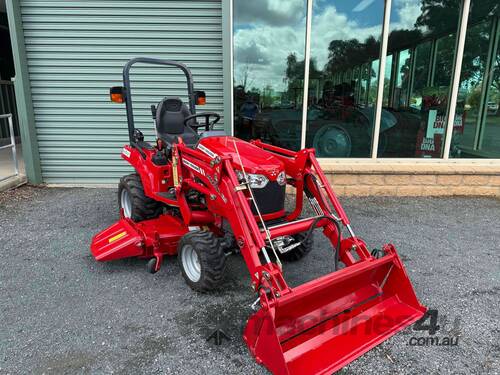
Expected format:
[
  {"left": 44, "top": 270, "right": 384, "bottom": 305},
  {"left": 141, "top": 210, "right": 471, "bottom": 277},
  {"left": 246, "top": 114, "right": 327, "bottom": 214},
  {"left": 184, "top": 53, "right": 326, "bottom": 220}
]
[
  {"left": 236, "top": 61, "right": 255, "bottom": 91},
  {"left": 284, "top": 53, "right": 323, "bottom": 105},
  {"left": 415, "top": 0, "right": 497, "bottom": 90},
  {"left": 324, "top": 36, "right": 382, "bottom": 78},
  {"left": 415, "top": 0, "right": 462, "bottom": 36},
  {"left": 416, "top": 0, "right": 499, "bottom": 35},
  {"left": 387, "top": 29, "right": 423, "bottom": 54}
]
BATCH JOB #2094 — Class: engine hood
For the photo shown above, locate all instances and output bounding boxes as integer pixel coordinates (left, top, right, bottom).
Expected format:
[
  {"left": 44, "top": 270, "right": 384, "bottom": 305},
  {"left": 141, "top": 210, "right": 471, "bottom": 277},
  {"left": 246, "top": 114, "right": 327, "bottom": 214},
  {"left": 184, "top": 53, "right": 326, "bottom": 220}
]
[{"left": 196, "top": 136, "right": 284, "bottom": 178}]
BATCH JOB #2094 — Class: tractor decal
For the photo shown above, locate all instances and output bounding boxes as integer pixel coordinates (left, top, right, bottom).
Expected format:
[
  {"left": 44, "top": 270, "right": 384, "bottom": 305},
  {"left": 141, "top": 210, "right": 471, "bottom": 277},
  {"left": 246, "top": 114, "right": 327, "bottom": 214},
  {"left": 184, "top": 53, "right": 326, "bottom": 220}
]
[
  {"left": 121, "top": 147, "right": 131, "bottom": 158},
  {"left": 197, "top": 143, "right": 218, "bottom": 159},
  {"left": 182, "top": 159, "right": 205, "bottom": 176}
]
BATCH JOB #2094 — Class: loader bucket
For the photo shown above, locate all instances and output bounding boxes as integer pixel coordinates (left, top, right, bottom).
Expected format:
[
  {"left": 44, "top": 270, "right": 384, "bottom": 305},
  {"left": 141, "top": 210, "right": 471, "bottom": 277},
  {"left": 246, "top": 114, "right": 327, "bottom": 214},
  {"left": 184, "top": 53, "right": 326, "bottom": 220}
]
[{"left": 244, "top": 252, "right": 426, "bottom": 375}]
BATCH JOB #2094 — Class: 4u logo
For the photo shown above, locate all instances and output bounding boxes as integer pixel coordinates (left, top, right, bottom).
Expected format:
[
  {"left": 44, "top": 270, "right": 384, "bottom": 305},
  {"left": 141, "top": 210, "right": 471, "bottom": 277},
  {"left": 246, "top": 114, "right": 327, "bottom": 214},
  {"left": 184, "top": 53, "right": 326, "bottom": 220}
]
[
  {"left": 413, "top": 309, "right": 440, "bottom": 335},
  {"left": 409, "top": 309, "right": 460, "bottom": 347}
]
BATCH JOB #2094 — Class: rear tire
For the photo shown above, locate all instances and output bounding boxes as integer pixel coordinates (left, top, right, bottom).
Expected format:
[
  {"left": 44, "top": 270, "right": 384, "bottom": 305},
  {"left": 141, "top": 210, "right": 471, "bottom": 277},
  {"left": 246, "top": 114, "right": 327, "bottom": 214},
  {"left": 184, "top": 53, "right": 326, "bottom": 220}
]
[
  {"left": 280, "top": 232, "right": 314, "bottom": 262},
  {"left": 313, "top": 124, "right": 352, "bottom": 157},
  {"left": 118, "top": 173, "right": 162, "bottom": 222},
  {"left": 178, "top": 231, "right": 226, "bottom": 292}
]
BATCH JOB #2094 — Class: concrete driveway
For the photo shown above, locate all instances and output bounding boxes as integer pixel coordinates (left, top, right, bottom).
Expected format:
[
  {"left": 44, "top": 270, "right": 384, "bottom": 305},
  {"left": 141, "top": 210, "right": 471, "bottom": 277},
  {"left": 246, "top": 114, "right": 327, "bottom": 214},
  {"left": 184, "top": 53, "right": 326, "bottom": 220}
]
[{"left": 0, "top": 186, "right": 499, "bottom": 374}]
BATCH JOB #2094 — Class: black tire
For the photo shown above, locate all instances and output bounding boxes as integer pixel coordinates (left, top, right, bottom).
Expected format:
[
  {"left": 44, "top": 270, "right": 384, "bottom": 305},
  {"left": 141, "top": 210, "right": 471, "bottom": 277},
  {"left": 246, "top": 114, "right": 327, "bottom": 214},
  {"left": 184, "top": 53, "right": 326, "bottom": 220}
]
[
  {"left": 178, "top": 231, "right": 226, "bottom": 292},
  {"left": 312, "top": 123, "right": 352, "bottom": 158},
  {"left": 280, "top": 232, "right": 314, "bottom": 262},
  {"left": 146, "top": 258, "right": 158, "bottom": 274},
  {"left": 118, "top": 173, "right": 162, "bottom": 222}
]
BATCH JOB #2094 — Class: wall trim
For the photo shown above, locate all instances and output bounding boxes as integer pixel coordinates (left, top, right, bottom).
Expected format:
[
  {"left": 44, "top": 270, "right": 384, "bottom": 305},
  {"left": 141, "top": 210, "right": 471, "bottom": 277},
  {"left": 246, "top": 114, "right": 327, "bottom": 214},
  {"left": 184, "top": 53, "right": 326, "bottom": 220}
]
[
  {"left": 221, "top": 0, "right": 233, "bottom": 135},
  {"left": 6, "top": 0, "right": 42, "bottom": 184}
]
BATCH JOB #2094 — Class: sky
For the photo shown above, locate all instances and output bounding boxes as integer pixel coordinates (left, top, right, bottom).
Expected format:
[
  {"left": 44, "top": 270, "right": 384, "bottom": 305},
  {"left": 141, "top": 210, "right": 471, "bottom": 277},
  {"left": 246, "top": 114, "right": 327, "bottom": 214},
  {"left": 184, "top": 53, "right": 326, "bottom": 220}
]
[{"left": 233, "top": 0, "right": 423, "bottom": 92}]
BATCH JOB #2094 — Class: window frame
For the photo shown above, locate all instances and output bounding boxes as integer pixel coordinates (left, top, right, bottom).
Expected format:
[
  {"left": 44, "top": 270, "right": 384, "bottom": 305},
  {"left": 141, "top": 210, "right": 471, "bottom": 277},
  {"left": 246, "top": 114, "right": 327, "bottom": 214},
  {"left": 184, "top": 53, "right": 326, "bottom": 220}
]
[{"left": 229, "top": 0, "right": 499, "bottom": 161}]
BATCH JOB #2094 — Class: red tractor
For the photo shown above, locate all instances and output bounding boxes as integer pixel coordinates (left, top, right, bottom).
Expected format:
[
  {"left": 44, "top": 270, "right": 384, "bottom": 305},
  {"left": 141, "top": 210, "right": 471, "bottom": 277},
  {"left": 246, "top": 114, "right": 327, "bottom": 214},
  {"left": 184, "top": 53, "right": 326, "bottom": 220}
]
[{"left": 91, "top": 58, "right": 426, "bottom": 375}]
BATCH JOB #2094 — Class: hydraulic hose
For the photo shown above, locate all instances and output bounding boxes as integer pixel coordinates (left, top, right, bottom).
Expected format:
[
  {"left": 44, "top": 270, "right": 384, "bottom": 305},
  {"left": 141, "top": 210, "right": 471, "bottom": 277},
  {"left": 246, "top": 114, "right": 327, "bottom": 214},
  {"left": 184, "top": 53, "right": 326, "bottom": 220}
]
[{"left": 303, "top": 215, "right": 342, "bottom": 271}]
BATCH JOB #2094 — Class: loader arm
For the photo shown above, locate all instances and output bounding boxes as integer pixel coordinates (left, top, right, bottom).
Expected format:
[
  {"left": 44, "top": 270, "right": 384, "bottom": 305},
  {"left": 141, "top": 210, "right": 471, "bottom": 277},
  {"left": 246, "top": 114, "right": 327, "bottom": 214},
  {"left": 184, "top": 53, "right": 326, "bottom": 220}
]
[{"left": 175, "top": 142, "right": 283, "bottom": 290}]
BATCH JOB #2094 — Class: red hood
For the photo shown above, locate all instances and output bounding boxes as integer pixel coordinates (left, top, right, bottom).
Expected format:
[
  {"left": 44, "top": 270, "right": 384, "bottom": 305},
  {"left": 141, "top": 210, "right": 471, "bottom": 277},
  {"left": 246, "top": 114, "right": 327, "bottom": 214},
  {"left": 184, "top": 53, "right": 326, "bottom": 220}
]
[{"left": 196, "top": 136, "right": 284, "bottom": 178}]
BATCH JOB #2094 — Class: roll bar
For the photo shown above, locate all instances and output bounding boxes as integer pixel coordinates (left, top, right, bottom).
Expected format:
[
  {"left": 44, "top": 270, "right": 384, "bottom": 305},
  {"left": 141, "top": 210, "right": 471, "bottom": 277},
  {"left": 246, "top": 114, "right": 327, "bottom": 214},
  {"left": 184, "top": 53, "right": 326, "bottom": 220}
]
[{"left": 122, "top": 57, "right": 197, "bottom": 143}]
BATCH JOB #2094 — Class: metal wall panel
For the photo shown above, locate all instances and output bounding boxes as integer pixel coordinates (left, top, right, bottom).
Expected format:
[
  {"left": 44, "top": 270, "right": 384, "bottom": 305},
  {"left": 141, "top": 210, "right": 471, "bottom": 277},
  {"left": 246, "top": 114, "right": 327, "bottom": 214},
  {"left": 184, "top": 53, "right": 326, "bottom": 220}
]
[{"left": 20, "top": 0, "right": 223, "bottom": 183}]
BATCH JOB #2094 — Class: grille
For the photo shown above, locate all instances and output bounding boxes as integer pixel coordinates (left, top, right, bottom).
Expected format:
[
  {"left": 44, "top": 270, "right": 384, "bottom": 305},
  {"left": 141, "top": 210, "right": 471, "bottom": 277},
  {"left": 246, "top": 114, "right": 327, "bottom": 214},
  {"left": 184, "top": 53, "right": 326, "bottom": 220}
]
[{"left": 251, "top": 181, "right": 286, "bottom": 215}]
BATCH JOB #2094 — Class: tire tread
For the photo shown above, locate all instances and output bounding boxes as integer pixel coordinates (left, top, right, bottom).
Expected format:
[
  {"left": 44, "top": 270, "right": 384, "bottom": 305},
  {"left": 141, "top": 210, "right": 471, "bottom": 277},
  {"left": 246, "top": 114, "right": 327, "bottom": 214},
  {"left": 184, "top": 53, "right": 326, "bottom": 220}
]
[
  {"left": 178, "top": 231, "right": 226, "bottom": 292},
  {"left": 281, "top": 232, "right": 314, "bottom": 261},
  {"left": 118, "top": 173, "right": 162, "bottom": 222}
]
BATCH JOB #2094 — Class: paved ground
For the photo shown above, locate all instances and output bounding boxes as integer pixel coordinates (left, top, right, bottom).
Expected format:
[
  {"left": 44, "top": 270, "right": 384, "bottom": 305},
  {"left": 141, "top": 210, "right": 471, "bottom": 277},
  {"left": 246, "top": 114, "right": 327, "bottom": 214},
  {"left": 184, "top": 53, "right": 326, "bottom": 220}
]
[{"left": 0, "top": 186, "right": 499, "bottom": 374}]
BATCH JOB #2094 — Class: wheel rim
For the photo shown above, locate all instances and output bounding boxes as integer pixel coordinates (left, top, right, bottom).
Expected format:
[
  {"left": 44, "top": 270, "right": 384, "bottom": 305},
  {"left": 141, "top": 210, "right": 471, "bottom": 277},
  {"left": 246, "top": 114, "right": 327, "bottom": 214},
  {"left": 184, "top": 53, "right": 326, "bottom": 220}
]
[
  {"left": 181, "top": 244, "right": 201, "bottom": 282},
  {"left": 120, "top": 189, "right": 132, "bottom": 218},
  {"left": 313, "top": 125, "right": 351, "bottom": 157}
]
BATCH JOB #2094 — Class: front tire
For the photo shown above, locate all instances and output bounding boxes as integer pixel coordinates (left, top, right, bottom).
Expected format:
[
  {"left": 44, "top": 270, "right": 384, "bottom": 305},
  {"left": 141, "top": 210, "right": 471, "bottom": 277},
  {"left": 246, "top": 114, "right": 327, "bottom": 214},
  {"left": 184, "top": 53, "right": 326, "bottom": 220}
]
[
  {"left": 280, "top": 232, "right": 314, "bottom": 262},
  {"left": 178, "top": 231, "right": 226, "bottom": 292},
  {"left": 118, "top": 173, "right": 162, "bottom": 222}
]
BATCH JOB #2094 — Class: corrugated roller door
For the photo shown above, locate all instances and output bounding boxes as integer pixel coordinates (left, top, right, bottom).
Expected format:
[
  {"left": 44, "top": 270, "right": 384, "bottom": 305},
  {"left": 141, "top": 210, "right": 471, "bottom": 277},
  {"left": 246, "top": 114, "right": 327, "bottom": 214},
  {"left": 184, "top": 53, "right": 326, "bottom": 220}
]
[{"left": 20, "top": 0, "right": 223, "bottom": 184}]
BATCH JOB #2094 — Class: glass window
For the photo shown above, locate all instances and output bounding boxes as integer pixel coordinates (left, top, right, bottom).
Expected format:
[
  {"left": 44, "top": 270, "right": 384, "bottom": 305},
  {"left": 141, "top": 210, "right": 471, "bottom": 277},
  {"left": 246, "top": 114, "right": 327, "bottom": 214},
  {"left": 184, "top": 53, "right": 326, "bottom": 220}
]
[
  {"left": 377, "top": 0, "right": 461, "bottom": 158},
  {"left": 480, "top": 32, "right": 500, "bottom": 157},
  {"left": 382, "top": 55, "right": 393, "bottom": 107},
  {"left": 352, "top": 66, "right": 361, "bottom": 103},
  {"left": 368, "top": 59, "right": 380, "bottom": 105},
  {"left": 360, "top": 63, "right": 371, "bottom": 107},
  {"left": 451, "top": 21, "right": 493, "bottom": 157},
  {"left": 305, "top": 0, "right": 384, "bottom": 158},
  {"left": 393, "top": 49, "right": 412, "bottom": 108},
  {"left": 233, "top": 0, "right": 307, "bottom": 151},
  {"left": 434, "top": 34, "right": 456, "bottom": 87},
  {"left": 410, "top": 42, "right": 432, "bottom": 111},
  {"left": 451, "top": 0, "right": 500, "bottom": 158}
]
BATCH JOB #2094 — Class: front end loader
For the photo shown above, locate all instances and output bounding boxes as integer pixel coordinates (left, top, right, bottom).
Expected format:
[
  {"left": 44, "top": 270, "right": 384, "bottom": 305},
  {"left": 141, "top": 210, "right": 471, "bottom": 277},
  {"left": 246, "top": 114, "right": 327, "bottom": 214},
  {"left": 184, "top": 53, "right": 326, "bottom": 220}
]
[{"left": 90, "top": 57, "right": 426, "bottom": 374}]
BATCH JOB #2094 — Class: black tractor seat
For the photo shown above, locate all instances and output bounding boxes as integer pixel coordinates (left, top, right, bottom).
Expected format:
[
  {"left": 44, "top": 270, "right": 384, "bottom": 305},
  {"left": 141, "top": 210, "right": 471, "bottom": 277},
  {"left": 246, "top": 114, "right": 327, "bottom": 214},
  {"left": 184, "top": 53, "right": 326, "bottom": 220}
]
[{"left": 155, "top": 97, "right": 199, "bottom": 147}]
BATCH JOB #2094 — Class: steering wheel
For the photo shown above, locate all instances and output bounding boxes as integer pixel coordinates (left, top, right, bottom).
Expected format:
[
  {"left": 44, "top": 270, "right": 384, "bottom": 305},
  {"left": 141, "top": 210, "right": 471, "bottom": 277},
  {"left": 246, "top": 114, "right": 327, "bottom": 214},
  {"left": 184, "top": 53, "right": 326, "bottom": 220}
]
[{"left": 184, "top": 112, "right": 221, "bottom": 131}]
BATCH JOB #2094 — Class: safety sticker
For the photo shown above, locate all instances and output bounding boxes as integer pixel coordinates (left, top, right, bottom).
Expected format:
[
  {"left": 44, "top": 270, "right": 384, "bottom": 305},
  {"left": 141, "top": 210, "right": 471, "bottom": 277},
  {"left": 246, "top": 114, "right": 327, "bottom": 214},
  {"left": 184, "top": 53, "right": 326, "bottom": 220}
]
[
  {"left": 183, "top": 159, "right": 205, "bottom": 175},
  {"left": 108, "top": 231, "right": 127, "bottom": 243},
  {"left": 197, "top": 143, "right": 218, "bottom": 159},
  {"left": 122, "top": 148, "right": 131, "bottom": 158}
]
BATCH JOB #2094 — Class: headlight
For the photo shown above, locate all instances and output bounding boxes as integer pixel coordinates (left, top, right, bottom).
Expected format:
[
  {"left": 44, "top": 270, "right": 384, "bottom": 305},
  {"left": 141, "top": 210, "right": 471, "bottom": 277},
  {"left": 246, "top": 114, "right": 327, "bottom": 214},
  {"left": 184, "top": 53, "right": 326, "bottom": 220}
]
[
  {"left": 234, "top": 170, "right": 269, "bottom": 189},
  {"left": 247, "top": 174, "right": 269, "bottom": 189},
  {"left": 277, "top": 171, "right": 286, "bottom": 186},
  {"left": 235, "top": 169, "right": 244, "bottom": 182}
]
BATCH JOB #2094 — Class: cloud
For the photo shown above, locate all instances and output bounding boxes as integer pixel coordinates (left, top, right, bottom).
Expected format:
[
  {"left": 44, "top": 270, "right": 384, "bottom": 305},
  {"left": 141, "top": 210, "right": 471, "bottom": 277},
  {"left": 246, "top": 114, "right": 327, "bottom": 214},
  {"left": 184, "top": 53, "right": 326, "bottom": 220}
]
[
  {"left": 235, "top": 41, "right": 270, "bottom": 65},
  {"left": 234, "top": 23, "right": 306, "bottom": 91},
  {"left": 235, "top": 0, "right": 306, "bottom": 27},
  {"left": 353, "top": 0, "right": 376, "bottom": 12},
  {"left": 233, "top": 4, "right": 384, "bottom": 92},
  {"left": 393, "top": 0, "right": 422, "bottom": 30},
  {"left": 311, "top": 6, "right": 382, "bottom": 69}
]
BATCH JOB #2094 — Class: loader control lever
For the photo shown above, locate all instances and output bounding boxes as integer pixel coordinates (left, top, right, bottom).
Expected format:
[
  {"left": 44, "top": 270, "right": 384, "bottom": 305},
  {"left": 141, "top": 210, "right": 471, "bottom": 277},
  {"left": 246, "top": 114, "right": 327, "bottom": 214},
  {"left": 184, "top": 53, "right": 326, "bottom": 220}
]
[{"left": 184, "top": 112, "right": 221, "bottom": 131}]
